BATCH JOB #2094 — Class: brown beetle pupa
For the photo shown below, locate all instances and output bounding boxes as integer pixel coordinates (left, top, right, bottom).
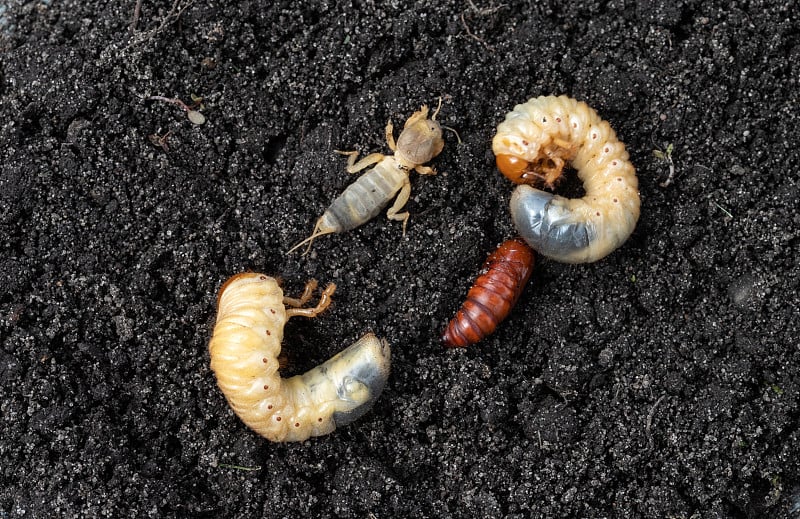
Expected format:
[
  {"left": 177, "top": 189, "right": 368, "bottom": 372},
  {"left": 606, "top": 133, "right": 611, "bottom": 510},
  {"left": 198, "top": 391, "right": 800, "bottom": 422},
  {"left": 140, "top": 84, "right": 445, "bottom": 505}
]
[
  {"left": 493, "top": 95, "right": 640, "bottom": 263},
  {"left": 441, "top": 238, "right": 535, "bottom": 348},
  {"left": 208, "top": 273, "right": 391, "bottom": 442}
]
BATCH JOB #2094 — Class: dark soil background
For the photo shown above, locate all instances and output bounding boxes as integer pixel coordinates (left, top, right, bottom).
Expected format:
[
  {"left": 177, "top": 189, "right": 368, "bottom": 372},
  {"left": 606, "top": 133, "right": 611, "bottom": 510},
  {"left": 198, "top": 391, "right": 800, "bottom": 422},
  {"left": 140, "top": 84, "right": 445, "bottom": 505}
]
[{"left": 1, "top": 0, "right": 799, "bottom": 517}]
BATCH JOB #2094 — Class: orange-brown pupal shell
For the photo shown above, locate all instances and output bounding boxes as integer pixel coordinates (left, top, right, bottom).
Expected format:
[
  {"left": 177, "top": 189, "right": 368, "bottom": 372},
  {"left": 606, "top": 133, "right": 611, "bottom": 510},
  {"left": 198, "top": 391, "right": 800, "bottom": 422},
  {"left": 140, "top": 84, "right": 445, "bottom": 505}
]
[{"left": 442, "top": 238, "right": 535, "bottom": 348}]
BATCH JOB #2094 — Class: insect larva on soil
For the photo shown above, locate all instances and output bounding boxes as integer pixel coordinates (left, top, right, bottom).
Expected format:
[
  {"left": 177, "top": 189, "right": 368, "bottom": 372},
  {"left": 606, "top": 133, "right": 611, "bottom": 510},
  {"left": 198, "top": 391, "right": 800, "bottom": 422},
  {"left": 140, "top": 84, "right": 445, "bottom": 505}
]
[
  {"left": 288, "top": 100, "right": 446, "bottom": 254},
  {"left": 208, "top": 273, "right": 391, "bottom": 442},
  {"left": 493, "top": 95, "right": 640, "bottom": 263},
  {"left": 442, "top": 238, "right": 535, "bottom": 348}
]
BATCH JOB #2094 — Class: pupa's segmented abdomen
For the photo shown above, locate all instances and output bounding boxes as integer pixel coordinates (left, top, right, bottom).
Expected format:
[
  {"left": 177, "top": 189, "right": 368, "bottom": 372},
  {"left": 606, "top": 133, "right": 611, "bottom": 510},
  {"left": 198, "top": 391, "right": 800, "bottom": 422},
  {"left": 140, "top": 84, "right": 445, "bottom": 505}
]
[
  {"left": 493, "top": 95, "right": 640, "bottom": 263},
  {"left": 209, "top": 273, "right": 391, "bottom": 442}
]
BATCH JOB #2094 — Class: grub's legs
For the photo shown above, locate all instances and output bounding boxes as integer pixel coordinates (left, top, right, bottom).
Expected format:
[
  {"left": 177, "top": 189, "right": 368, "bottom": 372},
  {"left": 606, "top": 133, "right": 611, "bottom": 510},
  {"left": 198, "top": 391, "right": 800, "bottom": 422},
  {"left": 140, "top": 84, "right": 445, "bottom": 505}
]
[
  {"left": 335, "top": 150, "right": 384, "bottom": 174},
  {"left": 282, "top": 279, "right": 318, "bottom": 308},
  {"left": 285, "top": 282, "right": 337, "bottom": 318},
  {"left": 386, "top": 178, "right": 412, "bottom": 235}
]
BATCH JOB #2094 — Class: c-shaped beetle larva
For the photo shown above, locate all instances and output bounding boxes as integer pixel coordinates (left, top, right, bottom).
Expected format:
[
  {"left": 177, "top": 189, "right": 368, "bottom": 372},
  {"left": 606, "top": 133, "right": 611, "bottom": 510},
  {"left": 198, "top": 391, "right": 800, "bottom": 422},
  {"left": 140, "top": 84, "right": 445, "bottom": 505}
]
[
  {"left": 493, "top": 95, "right": 640, "bottom": 263},
  {"left": 288, "top": 100, "right": 446, "bottom": 254},
  {"left": 208, "top": 273, "right": 391, "bottom": 442}
]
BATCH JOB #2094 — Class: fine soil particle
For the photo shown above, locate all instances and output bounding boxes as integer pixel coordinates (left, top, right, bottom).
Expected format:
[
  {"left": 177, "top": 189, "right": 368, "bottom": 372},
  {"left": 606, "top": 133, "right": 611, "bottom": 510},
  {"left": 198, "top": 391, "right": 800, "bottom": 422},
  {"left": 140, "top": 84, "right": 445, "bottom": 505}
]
[{"left": 1, "top": 1, "right": 799, "bottom": 517}]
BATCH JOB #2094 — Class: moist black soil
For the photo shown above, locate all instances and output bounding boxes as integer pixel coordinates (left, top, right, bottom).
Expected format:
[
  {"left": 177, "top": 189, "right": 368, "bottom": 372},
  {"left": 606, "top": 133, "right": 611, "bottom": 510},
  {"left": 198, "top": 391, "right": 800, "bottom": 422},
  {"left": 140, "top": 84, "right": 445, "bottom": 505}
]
[{"left": 1, "top": 1, "right": 799, "bottom": 517}]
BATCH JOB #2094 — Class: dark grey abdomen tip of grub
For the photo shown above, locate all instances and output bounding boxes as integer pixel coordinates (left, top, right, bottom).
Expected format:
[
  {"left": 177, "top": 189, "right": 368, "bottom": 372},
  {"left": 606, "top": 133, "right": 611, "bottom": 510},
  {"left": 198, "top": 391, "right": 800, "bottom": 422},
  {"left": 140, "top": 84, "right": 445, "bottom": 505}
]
[
  {"left": 332, "top": 374, "right": 386, "bottom": 426},
  {"left": 510, "top": 184, "right": 594, "bottom": 259},
  {"left": 331, "top": 336, "right": 391, "bottom": 426}
]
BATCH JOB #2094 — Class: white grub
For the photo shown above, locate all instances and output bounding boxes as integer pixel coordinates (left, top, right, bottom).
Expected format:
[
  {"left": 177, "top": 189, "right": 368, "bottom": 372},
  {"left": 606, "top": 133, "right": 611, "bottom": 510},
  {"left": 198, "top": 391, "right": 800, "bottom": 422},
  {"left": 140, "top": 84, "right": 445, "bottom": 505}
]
[
  {"left": 493, "top": 95, "right": 640, "bottom": 263},
  {"left": 208, "top": 273, "right": 391, "bottom": 442}
]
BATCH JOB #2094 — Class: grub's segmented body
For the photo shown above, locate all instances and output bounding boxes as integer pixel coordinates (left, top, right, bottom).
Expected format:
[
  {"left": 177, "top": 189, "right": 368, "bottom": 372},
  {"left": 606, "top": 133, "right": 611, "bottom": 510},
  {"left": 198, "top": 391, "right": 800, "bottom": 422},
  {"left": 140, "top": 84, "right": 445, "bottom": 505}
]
[
  {"left": 493, "top": 95, "right": 640, "bottom": 263},
  {"left": 209, "top": 273, "right": 391, "bottom": 442},
  {"left": 442, "top": 238, "right": 535, "bottom": 348},
  {"left": 289, "top": 101, "right": 445, "bottom": 254}
]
